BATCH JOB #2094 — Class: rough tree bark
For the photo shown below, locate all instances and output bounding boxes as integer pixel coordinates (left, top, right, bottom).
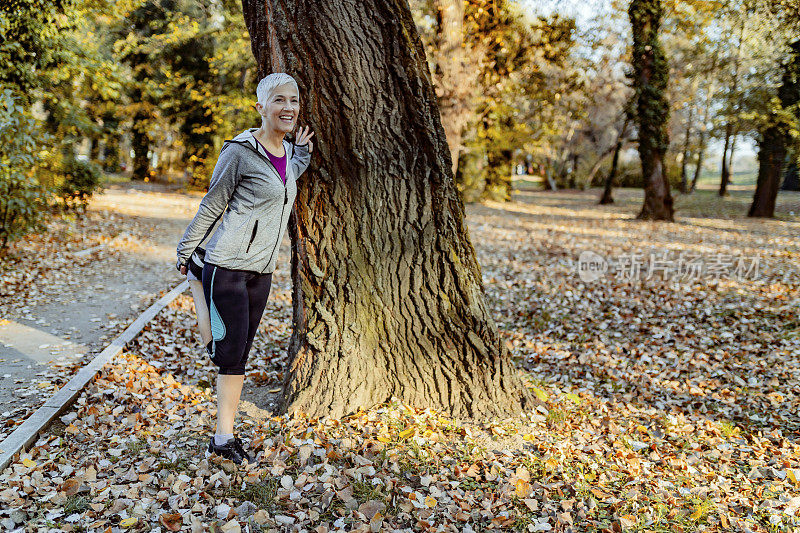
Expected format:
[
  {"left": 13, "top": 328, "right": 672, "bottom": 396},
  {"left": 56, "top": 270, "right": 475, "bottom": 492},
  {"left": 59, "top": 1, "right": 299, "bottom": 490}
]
[
  {"left": 629, "top": 0, "right": 674, "bottom": 220},
  {"left": 241, "top": 0, "right": 533, "bottom": 420}
]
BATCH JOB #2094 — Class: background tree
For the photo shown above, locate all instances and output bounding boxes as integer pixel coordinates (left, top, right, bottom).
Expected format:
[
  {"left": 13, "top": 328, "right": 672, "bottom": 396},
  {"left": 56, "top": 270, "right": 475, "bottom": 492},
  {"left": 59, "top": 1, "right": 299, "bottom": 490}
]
[
  {"left": 110, "top": 0, "right": 256, "bottom": 184},
  {"left": 0, "top": 0, "right": 74, "bottom": 101},
  {"left": 628, "top": 0, "right": 674, "bottom": 220},
  {"left": 716, "top": 1, "right": 750, "bottom": 196},
  {"left": 241, "top": 0, "right": 533, "bottom": 420},
  {"left": 749, "top": 39, "right": 800, "bottom": 217}
]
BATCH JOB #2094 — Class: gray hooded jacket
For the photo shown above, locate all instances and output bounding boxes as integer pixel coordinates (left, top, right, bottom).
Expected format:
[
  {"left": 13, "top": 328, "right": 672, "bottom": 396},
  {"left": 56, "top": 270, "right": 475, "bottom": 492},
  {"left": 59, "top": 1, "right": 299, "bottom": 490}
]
[{"left": 176, "top": 128, "right": 312, "bottom": 274}]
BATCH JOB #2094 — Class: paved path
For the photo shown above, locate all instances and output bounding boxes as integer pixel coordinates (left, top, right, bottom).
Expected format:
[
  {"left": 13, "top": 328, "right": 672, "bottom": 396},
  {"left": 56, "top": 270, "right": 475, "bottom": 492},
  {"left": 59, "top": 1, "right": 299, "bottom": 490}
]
[{"left": 0, "top": 183, "right": 201, "bottom": 425}]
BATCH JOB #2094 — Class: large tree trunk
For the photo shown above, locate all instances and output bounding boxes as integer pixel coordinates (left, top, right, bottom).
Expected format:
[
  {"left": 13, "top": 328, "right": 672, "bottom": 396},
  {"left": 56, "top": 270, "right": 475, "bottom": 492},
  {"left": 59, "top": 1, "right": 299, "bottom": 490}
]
[
  {"left": 749, "top": 126, "right": 787, "bottom": 217},
  {"left": 242, "top": 0, "right": 533, "bottom": 420},
  {"left": 750, "top": 39, "right": 800, "bottom": 217},
  {"left": 629, "top": 0, "right": 674, "bottom": 221}
]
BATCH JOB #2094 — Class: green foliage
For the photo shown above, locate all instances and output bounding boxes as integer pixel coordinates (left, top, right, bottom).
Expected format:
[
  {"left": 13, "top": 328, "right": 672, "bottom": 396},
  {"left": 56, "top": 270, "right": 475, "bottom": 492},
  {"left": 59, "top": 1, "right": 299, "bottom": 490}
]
[
  {"left": 455, "top": 147, "right": 487, "bottom": 203},
  {"left": 111, "top": 0, "right": 257, "bottom": 184},
  {"left": 457, "top": 6, "right": 578, "bottom": 201},
  {"left": 0, "top": 89, "right": 51, "bottom": 251},
  {"left": 0, "top": 0, "right": 74, "bottom": 99},
  {"left": 57, "top": 156, "right": 102, "bottom": 212}
]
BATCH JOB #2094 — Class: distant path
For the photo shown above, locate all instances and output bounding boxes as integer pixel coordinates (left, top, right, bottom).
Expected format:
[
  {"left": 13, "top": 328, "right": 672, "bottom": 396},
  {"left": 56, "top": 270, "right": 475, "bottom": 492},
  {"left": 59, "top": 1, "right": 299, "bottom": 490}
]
[{"left": 0, "top": 183, "right": 202, "bottom": 432}]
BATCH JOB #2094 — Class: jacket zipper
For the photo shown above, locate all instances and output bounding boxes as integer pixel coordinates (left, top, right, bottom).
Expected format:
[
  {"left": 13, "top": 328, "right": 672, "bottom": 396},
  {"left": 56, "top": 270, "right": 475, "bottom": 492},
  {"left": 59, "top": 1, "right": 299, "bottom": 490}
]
[
  {"left": 228, "top": 138, "right": 290, "bottom": 273},
  {"left": 245, "top": 220, "right": 259, "bottom": 253},
  {"left": 263, "top": 189, "right": 287, "bottom": 273}
]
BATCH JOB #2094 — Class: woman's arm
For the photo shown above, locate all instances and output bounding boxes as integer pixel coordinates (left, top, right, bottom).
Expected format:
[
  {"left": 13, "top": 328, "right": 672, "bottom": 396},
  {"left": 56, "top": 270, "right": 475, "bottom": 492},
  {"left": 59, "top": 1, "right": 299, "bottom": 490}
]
[
  {"left": 291, "top": 125, "right": 315, "bottom": 179},
  {"left": 290, "top": 142, "right": 312, "bottom": 179},
  {"left": 176, "top": 144, "right": 242, "bottom": 267}
]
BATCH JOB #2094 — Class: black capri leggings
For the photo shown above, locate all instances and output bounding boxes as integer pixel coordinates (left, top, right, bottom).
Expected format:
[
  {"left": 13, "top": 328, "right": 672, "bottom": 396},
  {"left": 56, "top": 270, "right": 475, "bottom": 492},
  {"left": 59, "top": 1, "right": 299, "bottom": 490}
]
[{"left": 202, "top": 263, "right": 272, "bottom": 375}]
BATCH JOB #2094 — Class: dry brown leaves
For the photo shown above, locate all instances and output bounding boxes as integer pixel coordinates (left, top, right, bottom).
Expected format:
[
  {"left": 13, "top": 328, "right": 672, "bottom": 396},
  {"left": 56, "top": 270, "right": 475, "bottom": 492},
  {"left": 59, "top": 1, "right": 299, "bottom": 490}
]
[{"left": 1, "top": 188, "right": 799, "bottom": 532}]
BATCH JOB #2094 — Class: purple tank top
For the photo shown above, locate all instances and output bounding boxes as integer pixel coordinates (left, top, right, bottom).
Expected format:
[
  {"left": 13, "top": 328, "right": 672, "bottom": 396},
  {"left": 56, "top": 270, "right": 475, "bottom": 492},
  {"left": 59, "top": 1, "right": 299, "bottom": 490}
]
[{"left": 254, "top": 137, "right": 287, "bottom": 185}]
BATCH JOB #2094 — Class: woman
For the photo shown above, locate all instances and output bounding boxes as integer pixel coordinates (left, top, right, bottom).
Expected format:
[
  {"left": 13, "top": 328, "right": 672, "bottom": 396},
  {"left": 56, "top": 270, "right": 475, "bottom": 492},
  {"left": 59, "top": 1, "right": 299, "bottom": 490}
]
[{"left": 176, "top": 72, "right": 315, "bottom": 465}]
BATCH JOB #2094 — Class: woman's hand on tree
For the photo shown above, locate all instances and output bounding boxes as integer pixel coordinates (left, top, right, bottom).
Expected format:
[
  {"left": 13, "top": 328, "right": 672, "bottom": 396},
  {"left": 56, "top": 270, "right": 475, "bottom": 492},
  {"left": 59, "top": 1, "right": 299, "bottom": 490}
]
[{"left": 295, "top": 125, "right": 315, "bottom": 152}]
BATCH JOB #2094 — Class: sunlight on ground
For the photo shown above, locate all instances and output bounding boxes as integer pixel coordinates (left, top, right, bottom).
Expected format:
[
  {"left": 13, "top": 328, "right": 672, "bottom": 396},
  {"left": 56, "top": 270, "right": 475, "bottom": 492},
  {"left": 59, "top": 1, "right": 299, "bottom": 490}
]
[{"left": 2, "top": 185, "right": 799, "bottom": 532}]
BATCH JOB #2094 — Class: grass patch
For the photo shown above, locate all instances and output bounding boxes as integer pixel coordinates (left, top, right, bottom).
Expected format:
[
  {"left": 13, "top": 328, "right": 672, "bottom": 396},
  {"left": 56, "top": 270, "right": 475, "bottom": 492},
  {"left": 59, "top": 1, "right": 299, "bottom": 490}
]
[
  {"left": 546, "top": 407, "right": 569, "bottom": 426},
  {"left": 227, "top": 475, "right": 279, "bottom": 510},
  {"left": 63, "top": 495, "right": 89, "bottom": 515},
  {"left": 125, "top": 437, "right": 147, "bottom": 456},
  {"left": 157, "top": 456, "right": 191, "bottom": 473},
  {"left": 351, "top": 479, "right": 387, "bottom": 504},
  {"left": 719, "top": 420, "right": 740, "bottom": 438}
]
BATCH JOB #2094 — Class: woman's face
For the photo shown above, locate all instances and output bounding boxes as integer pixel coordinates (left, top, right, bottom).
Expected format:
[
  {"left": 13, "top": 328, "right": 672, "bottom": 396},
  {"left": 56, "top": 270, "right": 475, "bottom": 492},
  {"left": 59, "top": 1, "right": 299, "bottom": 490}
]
[{"left": 259, "top": 83, "right": 299, "bottom": 134}]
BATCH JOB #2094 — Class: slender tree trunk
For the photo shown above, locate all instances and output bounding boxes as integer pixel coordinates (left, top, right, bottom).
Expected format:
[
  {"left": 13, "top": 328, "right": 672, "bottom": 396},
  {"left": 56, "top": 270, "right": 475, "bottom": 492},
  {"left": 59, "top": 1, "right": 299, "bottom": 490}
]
[
  {"left": 484, "top": 148, "right": 514, "bottom": 201},
  {"left": 599, "top": 116, "right": 629, "bottom": 205},
  {"left": 89, "top": 136, "right": 101, "bottom": 164},
  {"left": 569, "top": 153, "right": 580, "bottom": 188},
  {"left": 720, "top": 15, "right": 746, "bottom": 196},
  {"left": 242, "top": 0, "right": 533, "bottom": 420},
  {"left": 131, "top": 84, "right": 150, "bottom": 180},
  {"left": 690, "top": 131, "right": 706, "bottom": 193},
  {"left": 587, "top": 145, "right": 615, "bottom": 189},
  {"left": 629, "top": 0, "right": 674, "bottom": 221},
  {"left": 719, "top": 122, "right": 734, "bottom": 196},
  {"left": 782, "top": 161, "right": 799, "bottom": 191},
  {"left": 749, "top": 127, "right": 787, "bottom": 217},
  {"left": 690, "top": 50, "right": 719, "bottom": 194},
  {"left": 101, "top": 110, "right": 121, "bottom": 173},
  {"left": 679, "top": 104, "right": 694, "bottom": 193},
  {"left": 728, "top": 131, "right": 738, "bottom": 181}
]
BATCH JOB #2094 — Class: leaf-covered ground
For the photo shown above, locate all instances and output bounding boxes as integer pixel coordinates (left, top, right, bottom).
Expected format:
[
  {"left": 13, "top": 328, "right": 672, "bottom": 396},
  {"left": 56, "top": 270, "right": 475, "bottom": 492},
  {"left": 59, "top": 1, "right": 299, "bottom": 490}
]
[
  {"left": 0, "top": 184, "right": 197, "bottom": 441},
  {"left": 1, "top": 187, "right": 799, "bottom": 532}
]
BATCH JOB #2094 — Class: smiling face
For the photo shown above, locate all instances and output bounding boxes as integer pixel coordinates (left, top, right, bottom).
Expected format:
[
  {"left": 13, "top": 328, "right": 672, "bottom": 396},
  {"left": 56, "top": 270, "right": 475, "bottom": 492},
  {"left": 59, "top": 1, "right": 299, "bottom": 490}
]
[{"left": 257, "top": 83, "right": 299, "bottom": 135}]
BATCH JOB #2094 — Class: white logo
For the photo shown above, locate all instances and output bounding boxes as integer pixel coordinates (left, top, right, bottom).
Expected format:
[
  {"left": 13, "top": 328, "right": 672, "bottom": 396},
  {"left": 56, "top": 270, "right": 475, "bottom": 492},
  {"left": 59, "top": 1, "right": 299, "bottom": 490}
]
[{"left": 577, "top": 251, "right": 608, "bottom": 282}]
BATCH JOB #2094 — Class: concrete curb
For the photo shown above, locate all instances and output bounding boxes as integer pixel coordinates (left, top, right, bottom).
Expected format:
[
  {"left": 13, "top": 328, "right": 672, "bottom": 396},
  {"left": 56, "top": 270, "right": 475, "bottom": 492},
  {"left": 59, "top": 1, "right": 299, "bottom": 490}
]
[
  {"left": 0, "top": 280, "right": 189, "bottom": 473},
  {"left": 71, "top": 244, "right": 105, "bottom": 258},
  {"left": 70, "top": 232, "right": 132, "bottom": 258}
]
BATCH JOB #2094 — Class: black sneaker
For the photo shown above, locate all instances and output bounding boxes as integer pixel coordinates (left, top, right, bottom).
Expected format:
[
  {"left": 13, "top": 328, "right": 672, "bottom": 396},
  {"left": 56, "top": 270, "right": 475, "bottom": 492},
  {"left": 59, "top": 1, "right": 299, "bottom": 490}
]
[
  {"left": 206, "top": 436, "right": 251, "bottom": 465},
  {"left": 231, "top": 436, "right": 254, "bottom": 464}
]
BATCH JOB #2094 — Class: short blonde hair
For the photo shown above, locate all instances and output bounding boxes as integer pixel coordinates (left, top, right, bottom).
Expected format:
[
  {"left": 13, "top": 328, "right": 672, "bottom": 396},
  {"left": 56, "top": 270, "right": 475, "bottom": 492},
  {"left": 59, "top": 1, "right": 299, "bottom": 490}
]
[{"left": 256, "top": 73, "right": 299, "bottom": 107}]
